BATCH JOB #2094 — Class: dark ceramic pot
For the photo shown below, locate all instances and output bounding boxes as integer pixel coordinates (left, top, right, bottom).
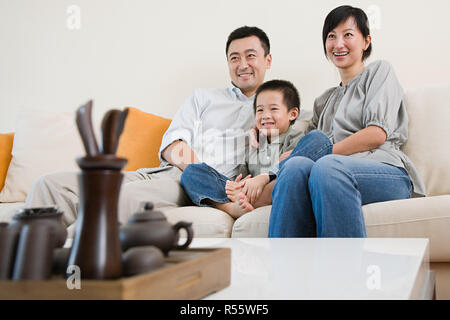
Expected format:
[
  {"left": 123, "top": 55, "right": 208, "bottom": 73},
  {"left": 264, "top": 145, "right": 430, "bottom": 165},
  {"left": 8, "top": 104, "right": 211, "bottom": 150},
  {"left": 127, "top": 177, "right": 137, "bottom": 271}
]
[
  {"left": 52, "top": 247, "right": 71, "bottom": 276},
  {"left": 0, "top": 223, "right": 21, "bottom": 279},
  {"left": 12, "top": 224, "right": 56, "bottom": 280},
  {"left": 68, "top": 165, "right": 125, "bottom": 280},
  {"left": 10, "top": 206, "right": 67, "bottom": 248},
  {"left": 120, "top": 202, "right": 194, "bottom": 256}
]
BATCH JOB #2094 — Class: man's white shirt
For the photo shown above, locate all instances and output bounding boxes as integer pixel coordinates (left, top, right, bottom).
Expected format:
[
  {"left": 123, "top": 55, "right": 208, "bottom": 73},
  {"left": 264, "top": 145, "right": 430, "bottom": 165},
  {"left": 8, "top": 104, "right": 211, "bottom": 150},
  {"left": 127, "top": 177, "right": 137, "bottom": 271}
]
[{"left": 159, "top": 85, "right": 255, "bottom": 180}]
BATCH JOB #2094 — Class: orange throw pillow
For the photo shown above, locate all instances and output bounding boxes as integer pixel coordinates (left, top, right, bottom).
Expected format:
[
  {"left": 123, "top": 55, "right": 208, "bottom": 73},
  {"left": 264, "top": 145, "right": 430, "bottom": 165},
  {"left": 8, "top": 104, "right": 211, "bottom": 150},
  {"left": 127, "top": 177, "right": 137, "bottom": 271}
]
[
  {"left": 0, "top": 133, "right": 14, "bottom": 192},
  {"left": 116, "top": 107, "right": 171, "bottom": 171}
]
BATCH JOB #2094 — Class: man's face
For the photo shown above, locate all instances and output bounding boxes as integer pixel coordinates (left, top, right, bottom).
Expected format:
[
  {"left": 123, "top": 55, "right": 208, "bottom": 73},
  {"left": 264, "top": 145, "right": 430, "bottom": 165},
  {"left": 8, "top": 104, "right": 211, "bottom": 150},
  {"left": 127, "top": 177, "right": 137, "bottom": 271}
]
[{"left": 227, "top": 36, "right": 272, "bottom": 98}]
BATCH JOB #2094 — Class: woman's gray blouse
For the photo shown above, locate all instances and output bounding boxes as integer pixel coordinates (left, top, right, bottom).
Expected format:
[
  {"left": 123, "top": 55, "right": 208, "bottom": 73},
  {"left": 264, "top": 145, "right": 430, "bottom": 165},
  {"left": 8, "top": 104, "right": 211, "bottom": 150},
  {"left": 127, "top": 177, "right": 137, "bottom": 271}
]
[{"left": 307, "top": 60, "right": 426, "bottom": 197}]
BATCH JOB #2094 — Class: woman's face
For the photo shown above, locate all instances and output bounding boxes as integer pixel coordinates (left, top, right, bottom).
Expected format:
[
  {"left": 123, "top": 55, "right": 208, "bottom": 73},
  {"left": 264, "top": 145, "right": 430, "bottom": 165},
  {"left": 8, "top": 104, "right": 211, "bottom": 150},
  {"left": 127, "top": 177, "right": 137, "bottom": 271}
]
[{"left": 325, "top": 17, "right": 371, "bottom": 71}]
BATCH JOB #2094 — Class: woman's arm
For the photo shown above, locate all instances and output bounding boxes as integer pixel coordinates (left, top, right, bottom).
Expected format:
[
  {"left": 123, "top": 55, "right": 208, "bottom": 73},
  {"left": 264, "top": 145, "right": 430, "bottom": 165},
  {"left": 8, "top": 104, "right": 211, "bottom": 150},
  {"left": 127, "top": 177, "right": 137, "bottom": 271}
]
[
  {"left": 239, "top": 125, "right": 385, "bottom": 207},
  {"left": 332, "top": 125, "right": 386, "bottom": 155}
]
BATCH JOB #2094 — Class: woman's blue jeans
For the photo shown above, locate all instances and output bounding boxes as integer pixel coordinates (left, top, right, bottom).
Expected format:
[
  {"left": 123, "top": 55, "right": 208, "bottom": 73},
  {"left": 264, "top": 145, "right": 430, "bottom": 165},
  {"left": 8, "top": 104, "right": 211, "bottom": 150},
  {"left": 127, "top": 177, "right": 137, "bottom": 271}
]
[
  {"left": 268, "top": 147, "right": 413, "bottom": 238},
  {"left": 180, "top": 130, "right": 333, "bottom": 207}
]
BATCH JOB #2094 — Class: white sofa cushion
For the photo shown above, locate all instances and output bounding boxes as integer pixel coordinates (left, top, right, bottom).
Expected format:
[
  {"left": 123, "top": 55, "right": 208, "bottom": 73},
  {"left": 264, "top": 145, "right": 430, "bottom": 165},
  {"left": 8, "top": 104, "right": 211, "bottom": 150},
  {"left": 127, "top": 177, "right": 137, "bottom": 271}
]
[
  {"left": 163, "top": 206, "right": 235, "bottom": 238},
  {"left": 0, "top": 112, "right": 84, "bottom": 202},
  {"left": 53, "top": 205, "right": 235, "bottom": 242},
  {"left": 232, "top": 206, "right": 271, "bottom": 237},
  {"left": 364, "top": 195, "right": 450, "bottom": 262},
  {"left": 231, "top": 196, "right": 450, "bottom": 262},
  {"left": 0, "top": 202, "right": 25, "bottom": 223},
  {"left": 402, "top": 83, "right": 450, "bottom": 196}
]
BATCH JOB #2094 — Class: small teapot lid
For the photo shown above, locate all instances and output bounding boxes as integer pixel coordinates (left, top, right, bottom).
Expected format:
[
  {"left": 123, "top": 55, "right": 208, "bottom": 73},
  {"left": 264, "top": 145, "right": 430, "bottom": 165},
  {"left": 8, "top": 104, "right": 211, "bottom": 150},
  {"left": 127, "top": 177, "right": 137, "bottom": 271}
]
[
  {"left": 14, "top": 206, "right": 62, "bottom": 220},
  {"left": 128, "top": 202, "right": 166, "bottom": 223}
]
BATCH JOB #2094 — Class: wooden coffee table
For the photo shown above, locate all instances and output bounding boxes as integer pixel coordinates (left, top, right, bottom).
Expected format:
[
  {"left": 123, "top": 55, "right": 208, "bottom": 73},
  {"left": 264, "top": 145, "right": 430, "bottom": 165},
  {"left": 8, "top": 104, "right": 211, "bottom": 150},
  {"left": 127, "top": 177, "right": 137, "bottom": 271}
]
[{"left": 190, "top": 238, "right": 434, "bottom": 300}]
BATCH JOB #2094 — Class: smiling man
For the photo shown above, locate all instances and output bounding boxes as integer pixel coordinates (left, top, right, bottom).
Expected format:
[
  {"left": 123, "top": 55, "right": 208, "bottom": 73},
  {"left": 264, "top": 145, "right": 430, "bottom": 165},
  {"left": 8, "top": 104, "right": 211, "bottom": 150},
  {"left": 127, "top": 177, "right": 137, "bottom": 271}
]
[
  {"left": 161, "top": 26, "right": 272, "bottom": 175},
  {"left": 226, "top": 29, "right": 272, "bottom": 97},
  {"left": 26, "top": 26, "right": 273, "bottom": 227}
]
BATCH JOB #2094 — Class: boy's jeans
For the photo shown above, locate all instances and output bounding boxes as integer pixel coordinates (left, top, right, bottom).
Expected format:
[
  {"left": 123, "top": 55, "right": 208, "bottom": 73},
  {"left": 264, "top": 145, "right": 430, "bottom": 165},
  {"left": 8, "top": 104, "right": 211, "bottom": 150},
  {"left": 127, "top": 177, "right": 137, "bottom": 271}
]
[{"left": 180, "top": 130, "right": 332, "bottom": 207}]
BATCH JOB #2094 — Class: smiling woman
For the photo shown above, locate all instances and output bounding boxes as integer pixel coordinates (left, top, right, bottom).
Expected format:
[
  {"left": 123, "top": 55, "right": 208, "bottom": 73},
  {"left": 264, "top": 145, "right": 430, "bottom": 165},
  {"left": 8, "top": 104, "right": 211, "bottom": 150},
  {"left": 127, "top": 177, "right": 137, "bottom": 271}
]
[
  {"left": 267, "top": 5, "right": 426, "bottom": 238},
  {"left": 322, "top": 6, "right": 372, "bottom": 86},
  {"left": 324, "top": 18, "right": 371, "bottom": 86}
]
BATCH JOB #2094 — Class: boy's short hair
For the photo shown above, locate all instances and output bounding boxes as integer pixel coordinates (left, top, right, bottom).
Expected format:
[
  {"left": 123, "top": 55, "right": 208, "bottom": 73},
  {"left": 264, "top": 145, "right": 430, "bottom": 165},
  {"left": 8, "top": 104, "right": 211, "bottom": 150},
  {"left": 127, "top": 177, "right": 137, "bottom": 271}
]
[{"left": 253, "top": 79, "right": 301, "bottom": 125}]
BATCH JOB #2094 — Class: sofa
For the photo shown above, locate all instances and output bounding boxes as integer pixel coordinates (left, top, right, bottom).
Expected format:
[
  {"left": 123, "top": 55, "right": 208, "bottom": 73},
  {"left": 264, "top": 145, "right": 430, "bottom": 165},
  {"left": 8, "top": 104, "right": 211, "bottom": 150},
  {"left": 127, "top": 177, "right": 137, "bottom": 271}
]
[{"left": 1, "top": 83, "right": 450, "bottom": 299}]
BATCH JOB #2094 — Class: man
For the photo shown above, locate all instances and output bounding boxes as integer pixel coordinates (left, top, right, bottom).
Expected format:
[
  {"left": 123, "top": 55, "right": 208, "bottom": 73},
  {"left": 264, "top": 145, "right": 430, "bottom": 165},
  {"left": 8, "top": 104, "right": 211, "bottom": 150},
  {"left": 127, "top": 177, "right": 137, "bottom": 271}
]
[{"left": 25, "top": 26, "right": 273, "bottom": 233}]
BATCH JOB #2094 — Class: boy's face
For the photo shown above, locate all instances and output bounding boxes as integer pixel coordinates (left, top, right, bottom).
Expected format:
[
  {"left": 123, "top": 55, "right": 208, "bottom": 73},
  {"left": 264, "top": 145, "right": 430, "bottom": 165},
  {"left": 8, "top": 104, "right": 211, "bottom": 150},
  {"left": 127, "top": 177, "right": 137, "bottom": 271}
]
[{"left": 255, "top": 90, "right": 298, "bottom": 137}]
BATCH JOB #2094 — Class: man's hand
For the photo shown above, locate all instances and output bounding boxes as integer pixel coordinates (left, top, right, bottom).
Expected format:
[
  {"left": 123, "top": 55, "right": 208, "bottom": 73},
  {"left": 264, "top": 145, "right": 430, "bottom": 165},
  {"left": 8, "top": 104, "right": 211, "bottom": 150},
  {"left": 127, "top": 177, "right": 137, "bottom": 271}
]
[
  {"left": 241, "top": 173, "right": 270, "bottom": 204},
  {"left": 161, "top": 140, "right": 199, "bottom": 171}
]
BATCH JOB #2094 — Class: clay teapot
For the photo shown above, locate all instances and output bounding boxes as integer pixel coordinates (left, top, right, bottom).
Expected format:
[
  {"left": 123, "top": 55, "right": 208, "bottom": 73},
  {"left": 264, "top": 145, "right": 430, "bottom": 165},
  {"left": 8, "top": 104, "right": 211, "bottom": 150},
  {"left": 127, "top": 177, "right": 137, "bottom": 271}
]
[
  {"left": 10, "top": 206, "right": 67, "bottom": 248},
  {"left": 119, "top": 202, "right": 194, "bottom": 256}
]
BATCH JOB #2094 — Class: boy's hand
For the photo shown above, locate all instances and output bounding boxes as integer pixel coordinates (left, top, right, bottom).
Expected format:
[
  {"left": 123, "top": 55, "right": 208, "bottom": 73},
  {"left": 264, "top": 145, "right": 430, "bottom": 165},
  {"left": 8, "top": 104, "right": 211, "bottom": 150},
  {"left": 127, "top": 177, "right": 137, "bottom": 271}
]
[
  {"left": 242, "top": 174, "right": 270, "bottom": 204},
  {"left": 249, "top": 126, "right": 259, "bottom": 149},
  {"left": 226, "top": 174, "right": 251, "bottom": 202}
]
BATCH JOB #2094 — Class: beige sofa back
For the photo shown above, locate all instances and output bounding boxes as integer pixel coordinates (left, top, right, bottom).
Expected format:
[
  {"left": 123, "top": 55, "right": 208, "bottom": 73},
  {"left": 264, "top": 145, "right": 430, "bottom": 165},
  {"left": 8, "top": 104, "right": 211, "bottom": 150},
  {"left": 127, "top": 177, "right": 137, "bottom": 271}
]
[{"left": 402, "top": 83, "right": 450, "bottom": 196}]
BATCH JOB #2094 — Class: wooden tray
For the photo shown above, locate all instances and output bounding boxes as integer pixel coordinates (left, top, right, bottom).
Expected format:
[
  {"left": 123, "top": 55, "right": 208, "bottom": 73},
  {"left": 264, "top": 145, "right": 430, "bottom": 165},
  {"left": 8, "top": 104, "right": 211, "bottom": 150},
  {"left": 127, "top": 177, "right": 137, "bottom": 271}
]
[{"left": 0, "top": 247, "right": 230, "bottom": 300}]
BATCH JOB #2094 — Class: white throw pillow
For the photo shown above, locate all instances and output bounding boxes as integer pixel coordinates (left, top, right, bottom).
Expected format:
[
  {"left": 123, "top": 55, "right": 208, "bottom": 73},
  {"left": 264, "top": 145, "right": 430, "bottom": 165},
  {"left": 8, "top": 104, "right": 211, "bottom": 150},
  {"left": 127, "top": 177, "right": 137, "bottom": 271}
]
[
  {"left": 402, "top": 83, "right": 450, "bottom": 197},
  {"left": 0, "top": 112, "right": 84, "bottom": 202}
]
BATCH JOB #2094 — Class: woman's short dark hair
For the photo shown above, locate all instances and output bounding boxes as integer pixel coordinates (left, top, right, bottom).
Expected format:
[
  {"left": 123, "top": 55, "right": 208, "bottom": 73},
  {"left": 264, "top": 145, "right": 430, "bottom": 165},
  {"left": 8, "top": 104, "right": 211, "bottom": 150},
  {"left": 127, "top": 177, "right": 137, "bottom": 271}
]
[
  {"left": 322, "top": 5, "right": 372, "bottom": 61},
  {"left": 254, "top": 79, "right": 300, "bottom": 124},
  {"left": 226, "top": 26, "right": 270, "bottom": 57}
]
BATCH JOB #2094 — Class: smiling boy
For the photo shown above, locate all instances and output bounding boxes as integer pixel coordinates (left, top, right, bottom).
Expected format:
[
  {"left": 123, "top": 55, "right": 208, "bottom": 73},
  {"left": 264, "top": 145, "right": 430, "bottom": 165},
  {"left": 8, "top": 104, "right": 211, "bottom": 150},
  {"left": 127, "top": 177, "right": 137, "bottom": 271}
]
[{"left": 181, "top": 79, "right": 304, "bottom": 218}]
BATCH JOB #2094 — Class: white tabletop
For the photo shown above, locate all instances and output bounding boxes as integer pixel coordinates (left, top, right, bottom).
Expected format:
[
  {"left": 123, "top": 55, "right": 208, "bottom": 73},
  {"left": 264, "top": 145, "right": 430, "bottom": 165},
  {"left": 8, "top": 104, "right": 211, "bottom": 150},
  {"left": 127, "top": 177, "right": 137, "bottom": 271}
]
[{"left": 189, "top": 238, "right": 431, "bottom": 300}]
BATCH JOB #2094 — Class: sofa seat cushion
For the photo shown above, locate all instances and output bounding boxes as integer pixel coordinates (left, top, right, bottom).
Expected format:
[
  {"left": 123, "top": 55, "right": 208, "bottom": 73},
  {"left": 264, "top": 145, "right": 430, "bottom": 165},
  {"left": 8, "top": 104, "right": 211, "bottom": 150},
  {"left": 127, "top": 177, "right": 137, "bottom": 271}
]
[
  {"left": 231, "top": 196, "right": 450, "bottom": 262},
  {"left": 163, "top": 206, "right": 235, "bottom": 238},
  {"left": 0, "top": 202, "right": 25, "bottom": 223},
  {"left": 232, "top": 206, "right": 271, "bottom": 238}
]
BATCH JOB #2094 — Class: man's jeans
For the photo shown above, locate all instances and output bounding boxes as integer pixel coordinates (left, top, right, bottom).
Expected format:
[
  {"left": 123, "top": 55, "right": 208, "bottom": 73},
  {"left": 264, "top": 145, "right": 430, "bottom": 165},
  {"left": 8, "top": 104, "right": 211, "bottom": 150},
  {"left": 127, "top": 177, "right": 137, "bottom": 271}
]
[
  {"left": 180, "top": 130, "right": 332, "bottom": 207},
  {"left": 268, "top": 153, "right": 413, "bottom": 238}
]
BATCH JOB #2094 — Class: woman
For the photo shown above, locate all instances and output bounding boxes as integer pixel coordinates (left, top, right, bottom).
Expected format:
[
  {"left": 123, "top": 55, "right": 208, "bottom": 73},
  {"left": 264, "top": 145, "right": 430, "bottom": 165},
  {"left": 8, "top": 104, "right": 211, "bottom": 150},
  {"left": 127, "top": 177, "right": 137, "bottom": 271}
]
[{"left": 268, "top": 5, "right": 426, "bottom": 237}]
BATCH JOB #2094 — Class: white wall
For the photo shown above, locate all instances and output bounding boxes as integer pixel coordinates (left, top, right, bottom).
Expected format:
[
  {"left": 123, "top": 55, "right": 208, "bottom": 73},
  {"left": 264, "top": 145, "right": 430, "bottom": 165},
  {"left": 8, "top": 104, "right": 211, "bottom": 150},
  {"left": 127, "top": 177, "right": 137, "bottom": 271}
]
[{"left": 1, "top": 0, "right": 449, "bottom": 132}]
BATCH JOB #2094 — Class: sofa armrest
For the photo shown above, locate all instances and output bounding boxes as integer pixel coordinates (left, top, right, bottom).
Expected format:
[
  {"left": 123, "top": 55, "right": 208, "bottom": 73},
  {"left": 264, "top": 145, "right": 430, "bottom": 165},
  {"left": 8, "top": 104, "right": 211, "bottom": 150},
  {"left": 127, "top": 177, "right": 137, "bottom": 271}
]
[{"left": 364, "top": 195, "right": 450, "bottom": 262}]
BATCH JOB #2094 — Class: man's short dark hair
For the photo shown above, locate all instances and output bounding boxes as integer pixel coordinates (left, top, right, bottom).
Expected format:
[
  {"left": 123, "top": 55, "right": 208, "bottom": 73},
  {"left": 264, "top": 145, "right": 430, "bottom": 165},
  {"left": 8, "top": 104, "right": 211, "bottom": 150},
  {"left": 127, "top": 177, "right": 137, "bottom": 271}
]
[
  {"left": 254, "top": 79, "right": 300, "bottom": 125},
  {"left": 226, "top": 26, "right": 270, "bottom": 57},
  {"left": 322, "top": 5, "right": 372, "bottom": 61}
]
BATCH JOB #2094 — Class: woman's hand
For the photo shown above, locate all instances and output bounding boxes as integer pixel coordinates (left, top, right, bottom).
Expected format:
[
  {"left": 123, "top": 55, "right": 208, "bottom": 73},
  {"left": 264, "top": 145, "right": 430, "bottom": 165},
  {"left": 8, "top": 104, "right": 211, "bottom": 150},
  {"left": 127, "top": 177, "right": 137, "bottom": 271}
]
[{"left": 241, "top": 174, "right": 270, "bottom": 204}]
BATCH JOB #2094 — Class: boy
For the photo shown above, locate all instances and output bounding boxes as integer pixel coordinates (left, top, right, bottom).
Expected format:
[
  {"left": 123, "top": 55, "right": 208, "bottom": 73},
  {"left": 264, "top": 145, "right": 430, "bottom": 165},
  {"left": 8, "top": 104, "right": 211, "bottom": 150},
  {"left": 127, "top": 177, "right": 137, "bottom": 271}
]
[{"left": 180, "top": 79, "right": 304, "bottom": 218}]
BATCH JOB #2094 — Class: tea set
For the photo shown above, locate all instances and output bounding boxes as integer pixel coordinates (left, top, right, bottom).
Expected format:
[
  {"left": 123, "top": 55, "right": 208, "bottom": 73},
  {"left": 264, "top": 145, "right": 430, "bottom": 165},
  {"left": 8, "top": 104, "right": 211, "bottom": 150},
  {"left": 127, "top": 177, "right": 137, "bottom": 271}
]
[{"left": 0, "top": 101, "right": 194, "bottom": 281}]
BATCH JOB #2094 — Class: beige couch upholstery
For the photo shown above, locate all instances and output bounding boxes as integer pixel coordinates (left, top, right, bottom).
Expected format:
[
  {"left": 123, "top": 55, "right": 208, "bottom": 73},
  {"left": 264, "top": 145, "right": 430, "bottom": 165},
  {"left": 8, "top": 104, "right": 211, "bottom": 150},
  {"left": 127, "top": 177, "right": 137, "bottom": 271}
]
[
  {"left": 1, "top": 83, "right": 449, "bottom": 298},
  {"left": 167, "top": 83, "right": 450, "bottom": 298}
]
